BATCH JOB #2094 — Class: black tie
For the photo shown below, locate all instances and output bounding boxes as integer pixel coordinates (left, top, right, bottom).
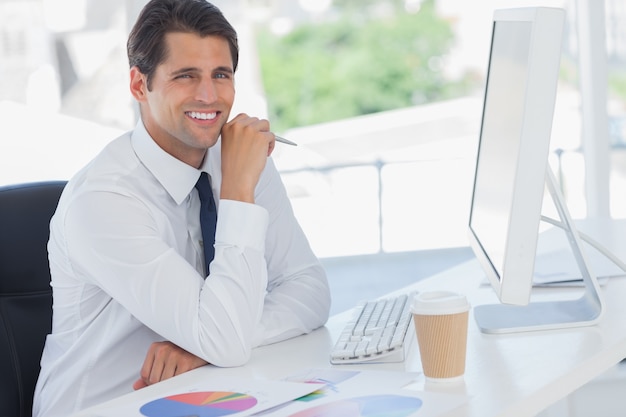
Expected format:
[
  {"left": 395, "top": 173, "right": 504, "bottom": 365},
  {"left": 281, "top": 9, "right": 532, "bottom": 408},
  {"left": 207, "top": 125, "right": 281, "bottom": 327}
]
[{"left": 195, "top": 172, "right": 217, "bottom": 274}]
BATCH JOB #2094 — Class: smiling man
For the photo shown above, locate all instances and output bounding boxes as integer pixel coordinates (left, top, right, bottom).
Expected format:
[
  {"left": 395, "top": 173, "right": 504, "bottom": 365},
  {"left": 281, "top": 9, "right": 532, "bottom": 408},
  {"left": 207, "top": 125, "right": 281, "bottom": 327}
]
[{"left": 32, "top": 1, "right": 330, "bottom": 416}]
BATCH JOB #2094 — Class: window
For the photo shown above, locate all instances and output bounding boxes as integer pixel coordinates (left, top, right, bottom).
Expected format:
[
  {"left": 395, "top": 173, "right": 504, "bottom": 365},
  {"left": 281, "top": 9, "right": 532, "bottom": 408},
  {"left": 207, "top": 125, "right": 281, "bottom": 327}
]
[{"left": 0, "top": 0, "right": 620, "bottom": 259}]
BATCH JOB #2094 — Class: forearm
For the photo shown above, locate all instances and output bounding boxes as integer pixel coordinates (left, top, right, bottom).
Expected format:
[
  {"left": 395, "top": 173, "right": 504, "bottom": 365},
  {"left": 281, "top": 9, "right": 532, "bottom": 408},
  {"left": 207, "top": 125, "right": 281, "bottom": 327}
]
[{"left": 193, "top": 243, "right": 268, "bottom": 365}]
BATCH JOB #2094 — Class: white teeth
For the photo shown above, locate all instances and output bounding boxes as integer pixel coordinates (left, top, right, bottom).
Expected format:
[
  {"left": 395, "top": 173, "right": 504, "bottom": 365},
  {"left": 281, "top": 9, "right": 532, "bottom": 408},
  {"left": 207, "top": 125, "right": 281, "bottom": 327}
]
[{"left": 188, "top": 111, "right": 217, "bottom": 120}]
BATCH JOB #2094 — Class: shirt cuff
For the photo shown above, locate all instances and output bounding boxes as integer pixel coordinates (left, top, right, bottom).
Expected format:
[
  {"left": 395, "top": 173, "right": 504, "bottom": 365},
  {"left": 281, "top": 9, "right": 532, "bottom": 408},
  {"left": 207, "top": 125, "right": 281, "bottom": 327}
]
[{"left": 216, "top": 200, "right": 268, "bottom": 252}]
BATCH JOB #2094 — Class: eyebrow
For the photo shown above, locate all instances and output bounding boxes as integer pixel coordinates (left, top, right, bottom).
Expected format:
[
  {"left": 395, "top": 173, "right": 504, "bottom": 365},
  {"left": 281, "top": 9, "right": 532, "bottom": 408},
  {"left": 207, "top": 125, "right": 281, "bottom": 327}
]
[
  {"left": 170, "top": 67, "right": 200, "bottom": 77},
  {"left": 170, "top": 66, "right": 234, "bottom": 77}
]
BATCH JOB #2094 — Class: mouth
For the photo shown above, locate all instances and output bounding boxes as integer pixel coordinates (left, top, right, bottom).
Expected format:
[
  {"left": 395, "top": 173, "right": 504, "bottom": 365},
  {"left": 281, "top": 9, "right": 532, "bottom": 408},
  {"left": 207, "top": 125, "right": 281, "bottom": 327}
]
[{"left": 186, "top": 111, "right": 218, "bottom": 121}]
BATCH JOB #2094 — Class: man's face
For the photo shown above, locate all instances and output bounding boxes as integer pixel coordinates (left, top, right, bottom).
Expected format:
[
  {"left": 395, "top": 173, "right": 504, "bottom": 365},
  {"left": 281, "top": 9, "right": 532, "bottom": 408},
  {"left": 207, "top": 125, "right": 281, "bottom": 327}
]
[{"left": 130, "top": 32, "right": 235, "bottom": 168}]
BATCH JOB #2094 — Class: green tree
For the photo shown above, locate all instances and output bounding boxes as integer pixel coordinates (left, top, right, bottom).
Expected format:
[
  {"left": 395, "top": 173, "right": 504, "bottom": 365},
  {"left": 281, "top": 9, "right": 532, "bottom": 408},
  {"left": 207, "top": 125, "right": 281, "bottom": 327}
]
[{"left": 257, "top": 0, "right": 473, "bottom": 132}]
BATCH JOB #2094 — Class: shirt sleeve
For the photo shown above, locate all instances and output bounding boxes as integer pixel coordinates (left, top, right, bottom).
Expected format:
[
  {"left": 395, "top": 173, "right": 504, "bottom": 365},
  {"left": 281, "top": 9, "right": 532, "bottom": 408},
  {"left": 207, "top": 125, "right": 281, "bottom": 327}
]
[{"left": 251, "top": 158, "right": 331, "bottom": 347}]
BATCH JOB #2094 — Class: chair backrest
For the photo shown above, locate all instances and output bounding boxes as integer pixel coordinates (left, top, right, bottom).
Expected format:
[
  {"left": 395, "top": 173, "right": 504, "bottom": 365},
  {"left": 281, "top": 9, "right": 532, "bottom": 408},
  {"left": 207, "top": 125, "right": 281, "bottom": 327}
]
[{"left": 0, "top": 181, "right": 66, "bottom": 417}]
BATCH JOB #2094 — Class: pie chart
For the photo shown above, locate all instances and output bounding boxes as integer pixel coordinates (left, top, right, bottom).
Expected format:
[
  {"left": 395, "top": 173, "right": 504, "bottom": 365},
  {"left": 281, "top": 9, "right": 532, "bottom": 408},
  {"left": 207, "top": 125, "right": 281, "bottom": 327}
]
[
  {"left": 289, "top": 394, "right": 422, "bottom": 417},
  {"left": 139, "top": 391, "right": 257, "bottom": 417}
]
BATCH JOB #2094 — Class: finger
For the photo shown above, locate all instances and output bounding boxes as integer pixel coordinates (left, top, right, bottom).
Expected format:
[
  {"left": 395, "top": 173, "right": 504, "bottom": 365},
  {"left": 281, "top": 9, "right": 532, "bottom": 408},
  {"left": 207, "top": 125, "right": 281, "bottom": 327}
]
[
  {"left": 144, "top": 343, "right": 168, "bottom": 386},
  {"left": 138, "top": 344, "right": 158, "bottom": 387},
  {"left": 267, "top": 133, "right": 276, "bottom": 156},
  {"left": 225, "top": 113, "right": 257, "bottom": 131},
  {"left": 228, "top": 112, "right": 250, "bottom": 124},
  {"left": 252, "top": 118, "right": 271, "bottom": 136},
  {"left": 224, "top": 114, "right": 270, "bottom": 137},
  {"left": 133, "top": 378, "right": 148, "bottom": 390},
  {"left": 160, "top": 350, "right": 179, "bottom": 380},
  {"left": 173, "top": 353, "right": 208, "bottom": 376}
]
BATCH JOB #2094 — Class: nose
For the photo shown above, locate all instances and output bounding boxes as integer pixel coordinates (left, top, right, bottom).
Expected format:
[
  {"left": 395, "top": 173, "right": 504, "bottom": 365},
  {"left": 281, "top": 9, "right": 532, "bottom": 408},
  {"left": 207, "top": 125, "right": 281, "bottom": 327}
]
[{"left": 196, "top": 78, "right": 218, "bottom": 103}]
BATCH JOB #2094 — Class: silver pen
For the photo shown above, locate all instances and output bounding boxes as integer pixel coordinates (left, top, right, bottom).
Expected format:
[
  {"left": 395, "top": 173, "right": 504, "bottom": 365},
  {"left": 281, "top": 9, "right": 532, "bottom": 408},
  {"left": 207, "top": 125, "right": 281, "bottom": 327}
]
[{"left": 275, "top": 135, "right": 298, "bottom": 146}]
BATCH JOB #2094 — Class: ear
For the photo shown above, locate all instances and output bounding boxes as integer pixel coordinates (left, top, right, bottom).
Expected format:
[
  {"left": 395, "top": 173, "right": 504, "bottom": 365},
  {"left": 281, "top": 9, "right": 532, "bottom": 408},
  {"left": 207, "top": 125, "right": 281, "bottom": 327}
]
[{"left": 129, "top": 66, "right": 148, "bottom": 102}]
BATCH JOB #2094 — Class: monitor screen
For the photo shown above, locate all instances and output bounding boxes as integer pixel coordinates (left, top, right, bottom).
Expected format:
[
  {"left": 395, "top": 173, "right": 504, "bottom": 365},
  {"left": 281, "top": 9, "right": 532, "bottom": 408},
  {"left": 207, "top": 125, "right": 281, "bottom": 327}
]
[{"left": 470, "top": 20, "right": 532, "bottom": 284}]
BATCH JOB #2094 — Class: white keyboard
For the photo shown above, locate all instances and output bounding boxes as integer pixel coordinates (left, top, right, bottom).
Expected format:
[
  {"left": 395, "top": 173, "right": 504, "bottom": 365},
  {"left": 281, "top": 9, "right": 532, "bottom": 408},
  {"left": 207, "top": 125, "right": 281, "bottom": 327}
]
[{"left": 330, "top": 292, "right": 416, "bottom": 364}]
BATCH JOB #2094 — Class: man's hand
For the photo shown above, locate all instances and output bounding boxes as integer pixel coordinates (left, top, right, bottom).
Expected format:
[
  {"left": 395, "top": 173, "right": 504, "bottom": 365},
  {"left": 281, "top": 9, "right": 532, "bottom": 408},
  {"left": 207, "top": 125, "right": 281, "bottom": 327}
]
[
  {"left": 220, "top": 113, "right": 275, "bottom": 203},
  {"left": 133, "top": 341, "right": 208, "bottom": 390}
]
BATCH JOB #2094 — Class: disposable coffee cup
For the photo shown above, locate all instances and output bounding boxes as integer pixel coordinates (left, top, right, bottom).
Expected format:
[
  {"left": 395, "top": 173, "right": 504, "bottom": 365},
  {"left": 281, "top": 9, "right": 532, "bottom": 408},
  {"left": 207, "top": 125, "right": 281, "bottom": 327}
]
[{"left": 411, "top": 291, "right": 470, "bottom": 383}]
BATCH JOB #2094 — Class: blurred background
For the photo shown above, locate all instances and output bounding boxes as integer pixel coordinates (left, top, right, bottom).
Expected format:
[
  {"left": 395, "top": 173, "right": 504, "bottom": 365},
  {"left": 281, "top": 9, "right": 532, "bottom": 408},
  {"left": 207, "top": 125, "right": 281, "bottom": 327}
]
[{"left": 1, "top": 0, "right": 624, "bottom": 264}]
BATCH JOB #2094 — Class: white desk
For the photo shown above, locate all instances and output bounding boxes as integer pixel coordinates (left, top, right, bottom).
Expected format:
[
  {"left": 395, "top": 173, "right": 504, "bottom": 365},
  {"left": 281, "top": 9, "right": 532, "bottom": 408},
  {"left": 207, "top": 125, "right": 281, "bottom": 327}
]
[{"left": 73, "top": 219, "right": 626, "bottom": 417}]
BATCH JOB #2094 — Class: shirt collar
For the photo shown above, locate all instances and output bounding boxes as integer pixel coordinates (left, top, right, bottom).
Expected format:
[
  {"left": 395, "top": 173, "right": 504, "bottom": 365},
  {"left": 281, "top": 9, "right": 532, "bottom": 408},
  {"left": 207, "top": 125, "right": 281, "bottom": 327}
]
[{"left": 130, "top": 121, "right": 203, "bottom": 205}]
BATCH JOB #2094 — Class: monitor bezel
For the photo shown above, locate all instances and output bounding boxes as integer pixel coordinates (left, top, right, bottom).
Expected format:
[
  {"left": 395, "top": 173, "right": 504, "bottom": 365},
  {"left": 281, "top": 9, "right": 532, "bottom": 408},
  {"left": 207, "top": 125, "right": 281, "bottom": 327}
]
[{"left": 467, "top": 7, "right": 565, "bottom": 306}]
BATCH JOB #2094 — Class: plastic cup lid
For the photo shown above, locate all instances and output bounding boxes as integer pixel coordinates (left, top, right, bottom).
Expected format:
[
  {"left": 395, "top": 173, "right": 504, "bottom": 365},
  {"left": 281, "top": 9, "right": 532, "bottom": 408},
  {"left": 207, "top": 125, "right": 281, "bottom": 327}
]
[{"left": 411, "top": 291, "right": 470, "bottom": 315}]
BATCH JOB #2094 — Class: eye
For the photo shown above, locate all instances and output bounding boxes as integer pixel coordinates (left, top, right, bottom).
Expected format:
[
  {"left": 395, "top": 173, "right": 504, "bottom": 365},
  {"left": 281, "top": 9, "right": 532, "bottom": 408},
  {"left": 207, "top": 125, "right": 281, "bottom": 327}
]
[{"left": 213, "top": 67, "right": 233, "bottom": 80}]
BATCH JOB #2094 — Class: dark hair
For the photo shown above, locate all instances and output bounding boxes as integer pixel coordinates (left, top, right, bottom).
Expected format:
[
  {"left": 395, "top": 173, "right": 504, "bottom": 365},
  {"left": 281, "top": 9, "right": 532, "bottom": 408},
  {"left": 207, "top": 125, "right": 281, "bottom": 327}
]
[{"left": 127, "top": 0, "right": 239, "bottom": 90}]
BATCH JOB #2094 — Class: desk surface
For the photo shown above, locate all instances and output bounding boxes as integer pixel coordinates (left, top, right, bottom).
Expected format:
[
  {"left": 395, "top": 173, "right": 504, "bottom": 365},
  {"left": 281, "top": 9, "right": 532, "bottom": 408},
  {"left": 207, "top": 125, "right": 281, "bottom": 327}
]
[{"left": 74, "top": 218, "right": 626, "bottom": 417}]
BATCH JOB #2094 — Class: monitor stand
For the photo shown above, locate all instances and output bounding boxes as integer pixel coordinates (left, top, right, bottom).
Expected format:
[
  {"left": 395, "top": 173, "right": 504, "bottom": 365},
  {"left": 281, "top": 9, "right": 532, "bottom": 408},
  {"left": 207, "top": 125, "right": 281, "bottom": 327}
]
[{"left": 474, "top": 169, "right": 608, "bottom": 334}]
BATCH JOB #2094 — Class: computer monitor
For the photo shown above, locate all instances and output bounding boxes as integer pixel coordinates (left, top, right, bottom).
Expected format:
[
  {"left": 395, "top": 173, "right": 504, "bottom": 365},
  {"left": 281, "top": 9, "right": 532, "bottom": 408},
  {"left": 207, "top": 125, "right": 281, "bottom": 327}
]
[{"left": 467, "top": 6, "right": 604, "bottom": 334}]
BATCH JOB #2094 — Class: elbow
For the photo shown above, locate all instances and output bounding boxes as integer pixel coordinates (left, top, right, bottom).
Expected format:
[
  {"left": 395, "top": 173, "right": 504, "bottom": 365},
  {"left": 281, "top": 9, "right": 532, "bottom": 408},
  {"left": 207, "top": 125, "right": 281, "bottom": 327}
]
[
  {"left": 199, "top": 332, "right": 253, "bottom": 368},
  {"left": 304, "top": 263, "right": 331, "bottom": 327},
  {"left": 212, "top": 351, "right": 251, "bottom": 368},
  {"left": 322, "top": 283, "right": 331, "bottom": 322},
  {"left": 312, "top": 290, "right": 331, "bottom": 329},
  {"left": 296, "top": 266, "right": 332, "bottom": 332},
  {"left": 298, "top": 277, "right": 332, "bottom": 334},
  {"left": 315, "top": 274, "right": 332, "bottom": 327}
]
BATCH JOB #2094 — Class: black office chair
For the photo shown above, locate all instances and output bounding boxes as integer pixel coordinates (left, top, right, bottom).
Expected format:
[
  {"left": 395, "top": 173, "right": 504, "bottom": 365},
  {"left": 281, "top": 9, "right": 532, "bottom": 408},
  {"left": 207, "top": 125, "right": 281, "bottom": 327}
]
[{"left": 0, "top": 181, "right": 66, "bottom": 417}]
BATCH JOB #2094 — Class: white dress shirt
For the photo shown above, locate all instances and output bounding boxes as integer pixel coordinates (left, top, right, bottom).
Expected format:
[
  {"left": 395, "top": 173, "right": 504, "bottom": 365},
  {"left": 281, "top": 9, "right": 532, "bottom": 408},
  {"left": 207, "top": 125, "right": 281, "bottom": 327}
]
[{"left": 33, "top": 122, "right": 330, "bottom": 417}]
